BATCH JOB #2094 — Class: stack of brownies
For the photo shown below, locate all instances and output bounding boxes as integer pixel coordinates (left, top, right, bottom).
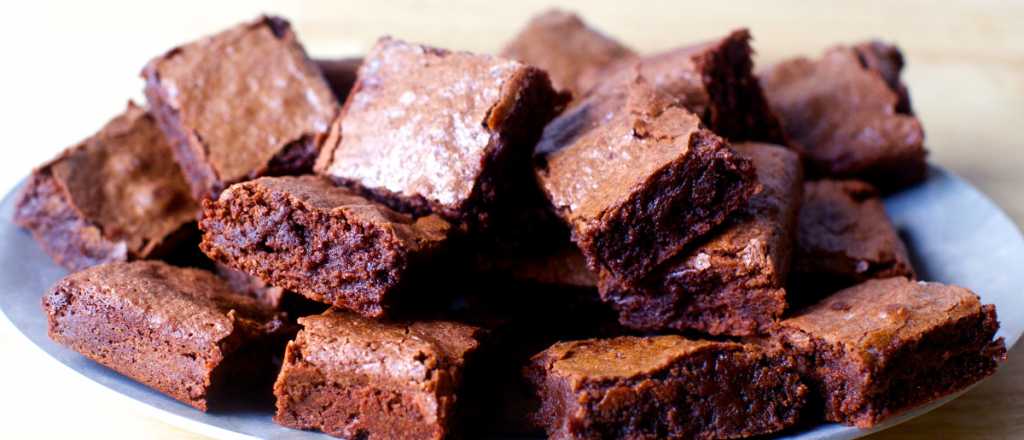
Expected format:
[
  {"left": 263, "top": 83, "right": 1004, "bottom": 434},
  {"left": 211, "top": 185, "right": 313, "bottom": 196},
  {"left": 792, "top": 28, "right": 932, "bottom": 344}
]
[{"left": 16, "top": 10, "right": 1006, "bottom": 440}]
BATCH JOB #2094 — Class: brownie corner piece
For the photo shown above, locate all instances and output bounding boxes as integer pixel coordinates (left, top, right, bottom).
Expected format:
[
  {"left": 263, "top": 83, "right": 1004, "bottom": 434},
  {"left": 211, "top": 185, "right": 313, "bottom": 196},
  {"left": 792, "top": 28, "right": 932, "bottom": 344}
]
[
  {"left": 525, "top": 335, "right": 807, "bottom": 439},
  {"left": 537, "top": 77, "right": 757, "bottom": 290},
  {"left": 273, "top": 309, "right": 483, "bottom": 439},
  {"left": 315, "top": 37, "right": 568, "bottom": 229},
  {"left": 199, "top": 175, "right": 450, "bottom": 317},
  {"left": 775, "top": 277, "right": 1006, "bottom": 427},
  {"left": 14, "top": 102, "right": 198, "bottom": 271},
  {"left": 42, "top": 261, "right": 284, "bottom": 411},
  {"left": 759, "top": 41, "right": 926, "bottom": 189},
  {"left": 143, "top": 15, "right": 338, "bottom": 200}
]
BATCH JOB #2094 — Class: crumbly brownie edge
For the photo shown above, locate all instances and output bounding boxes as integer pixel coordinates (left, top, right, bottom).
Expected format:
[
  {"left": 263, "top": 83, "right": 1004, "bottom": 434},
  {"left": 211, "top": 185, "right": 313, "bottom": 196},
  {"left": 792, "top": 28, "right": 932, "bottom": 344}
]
[{"left": 587, "top": 133, "right": 758, "bottom": 291}]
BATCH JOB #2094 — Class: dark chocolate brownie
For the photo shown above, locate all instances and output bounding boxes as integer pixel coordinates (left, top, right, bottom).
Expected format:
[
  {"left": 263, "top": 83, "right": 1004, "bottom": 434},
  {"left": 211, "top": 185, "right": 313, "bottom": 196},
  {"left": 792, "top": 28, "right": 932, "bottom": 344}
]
[
  {"left": 526, "top": 335, "right": 807, "bottom": 439},
  {"left": 500, "top": 9, "right": 635, "bottom": 97},
  {"left": 602, "top": 142, "right": 803, "bottom": 336},
  {"left": 199, "top": 175, "right": 450, "bottom": 317},
  {"left": 273, "top": 309, "right": 483, "bottom": 439},
  {"left": 14, "top": 102, "right": 198, "bottom": 271},
  {"left": 760, "top": 41, "right": 927, "bottom": 189},
  {"left": 42, "top": 261, "right": 286, "bottom": 411},
  {"left": 143, "top": 15, "right": 338, "bottom": 200},
  {"left": 315, "top": 37, "right": 567, "bottom": 230},
  {"left": 215, "top": 262, "right": 286, "bottom": 309},
  {"left": 314, "top": 57, "right": 362, "bottom": 102},
  {"left": 536, "top": 75, "right": 757, "bottom": 292},
  {"left": 774, "top": 277, "right": 1006, "bottom": 427},
  {"left": 594, "top": 29, "right": 786, "bottom": 144},
  {"left": 791, "top": 179, "right": 915, "bottom": 302}
]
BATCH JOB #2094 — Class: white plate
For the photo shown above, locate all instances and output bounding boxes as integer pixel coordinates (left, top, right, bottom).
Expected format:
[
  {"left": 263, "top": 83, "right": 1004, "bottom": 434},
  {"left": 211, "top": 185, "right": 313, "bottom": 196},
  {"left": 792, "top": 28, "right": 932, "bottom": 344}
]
[{"left": 1, "top": 165, "right": 1021, "bottom": 440}]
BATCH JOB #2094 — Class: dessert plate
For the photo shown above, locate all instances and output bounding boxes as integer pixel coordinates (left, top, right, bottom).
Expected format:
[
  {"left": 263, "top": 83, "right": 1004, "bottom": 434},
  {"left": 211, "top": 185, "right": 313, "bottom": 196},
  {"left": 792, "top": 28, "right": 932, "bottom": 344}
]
[{"left": 1, "top": 165, "right": 1022, "bottom": 440}]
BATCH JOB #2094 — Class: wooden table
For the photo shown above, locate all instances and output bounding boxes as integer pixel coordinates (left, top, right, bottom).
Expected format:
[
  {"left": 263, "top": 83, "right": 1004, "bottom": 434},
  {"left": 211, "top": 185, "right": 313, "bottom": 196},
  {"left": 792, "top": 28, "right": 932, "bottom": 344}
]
[{"left": 2, "top": 1, "right": 1021, "bottom": 438}]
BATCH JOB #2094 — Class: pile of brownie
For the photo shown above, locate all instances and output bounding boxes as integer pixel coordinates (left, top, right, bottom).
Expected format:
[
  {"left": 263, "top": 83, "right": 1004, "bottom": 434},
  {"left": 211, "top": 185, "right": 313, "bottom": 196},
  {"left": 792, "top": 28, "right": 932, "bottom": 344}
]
[{"left": 16, "top": 10, "right": 1008, "bottom": 440}]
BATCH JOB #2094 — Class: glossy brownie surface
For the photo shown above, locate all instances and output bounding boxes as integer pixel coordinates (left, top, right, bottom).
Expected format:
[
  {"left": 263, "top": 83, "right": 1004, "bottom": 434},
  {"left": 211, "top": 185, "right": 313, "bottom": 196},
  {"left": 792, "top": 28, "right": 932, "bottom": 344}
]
[
  {"left": 775, "top": 277, "right": 1006, "bottom": 427},
  {"left": 274, "top": 309, "right": 483, "bottom": 439},
  {"left": 760, "top": 41, "right": 926, "bottom": 189},
  {"left": 15, "top": 103, "right": 198, "bottom": 271},
  {"left": 143, "top": 15, "right": 337, "bottom": 199},
  {"left": 603, "top": 142, "right": 803, "bottom": 336},
  {"left": 199, "top": 175, "right": 450, "bottom": 317}
]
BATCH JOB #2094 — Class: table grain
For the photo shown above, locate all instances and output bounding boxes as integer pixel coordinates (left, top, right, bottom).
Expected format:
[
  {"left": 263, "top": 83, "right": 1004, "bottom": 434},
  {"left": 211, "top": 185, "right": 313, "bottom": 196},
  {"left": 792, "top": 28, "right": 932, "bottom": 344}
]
[{"left": 1, "top": 1, "right": 1021, "bottom": 438}]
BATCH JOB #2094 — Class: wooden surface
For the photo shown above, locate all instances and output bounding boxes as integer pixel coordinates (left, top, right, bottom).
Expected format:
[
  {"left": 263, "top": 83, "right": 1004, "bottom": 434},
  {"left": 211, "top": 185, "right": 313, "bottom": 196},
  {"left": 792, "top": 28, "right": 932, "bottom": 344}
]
[{"left": 1, "top": 1, "right": 1022, "bottom": 438}]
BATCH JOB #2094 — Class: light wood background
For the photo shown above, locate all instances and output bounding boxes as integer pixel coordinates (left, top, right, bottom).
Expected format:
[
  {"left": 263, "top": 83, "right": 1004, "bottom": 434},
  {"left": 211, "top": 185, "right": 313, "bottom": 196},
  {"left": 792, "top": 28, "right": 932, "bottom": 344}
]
[{"left": 1, "top": 1, "right": 1022, "bottom": 438}]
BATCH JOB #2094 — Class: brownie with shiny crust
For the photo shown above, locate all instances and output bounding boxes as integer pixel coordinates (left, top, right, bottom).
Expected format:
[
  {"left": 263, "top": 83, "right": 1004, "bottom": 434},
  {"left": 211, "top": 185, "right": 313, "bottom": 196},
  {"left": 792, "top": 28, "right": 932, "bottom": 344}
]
[
  {"left": 315, "top": 37, "right": 567, "bottom": 230},
  {"left": 500, "top": 9, "right": 635, "bottom": 97},
  {"left": 42, "top": 261, "right": 286, "bottom": 411},
  {"left": 143, "top": 15, "right": 338, "bottom": 200},
  {"left": 199, "top": 175, "right": 450, "bottom": 317},
  {"left": 595, "top": 29, "right": 786, "bottom": 144},
  {"left": 315, "top": 57, "right": 362, "bottom": 102},
  {"left": 602, "top": 142, "right": 803, "bottom": 336},
  {"left": 273, "top": 309, "right": 483, "bottom": 439},
  {"left": 760, "top": 41, "right": 926, "bottom": 189},
  {"left": 792, "top": 179, "right": 915, "bottom": 302},
  {"left": 774, "top": 277, "right": 1006, "bottom": 427},
  {"left": 536, "top": 75, "right": 757, "bottom": 292},
  {"left": 526, "top": 335, "right": 807, "bottom": 439},
  {"left": 14, "top": 103, "right": 198, "bottom": 271}
]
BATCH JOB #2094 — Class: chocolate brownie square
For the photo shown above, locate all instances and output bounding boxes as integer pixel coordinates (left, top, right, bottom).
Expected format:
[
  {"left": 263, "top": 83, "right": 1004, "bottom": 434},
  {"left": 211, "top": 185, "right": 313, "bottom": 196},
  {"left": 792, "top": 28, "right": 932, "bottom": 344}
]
[
  {"left": 774, "top": 277, "right": 1006, "bottom": 427},
  {"left": 273, "top": 309, "right": 483, "bottom": 439},
  {"left": 42, "top": 261, "right": 286, "bottom": 411},
  {"left": 199, "top": 175, "right": 450, "bottom": 317},
  {"left": 760, "top": 41, "right": 927, "bottom": 189},
  {"left": 14, "top": 103, "right": 198, "bottom": 271},
  {"left": 594, "top": 29, "right": 786, "bottom": 143},
  {"left": 315, "top": 57, "right": 362, "bottom": 102},
  {"left": 143, "top": 16, "right": 338, "bottom": 200},
  {"left": 792, "top": 179, "right": 915, "bottom": 302},
  {"left": 525, "top": 335, "right": 807, "bottom": 439},
  {"left": 315, "top": 37, "right": 567, "bottom": 230},
  {"left": 602, "top": 142, "right": 803, "bottom": 336},
  {"left": 501, "top": 9, "right": 635, "bottom": 97},
  {"left": 536, "top": 76, "right": 757, "bottom": 291}
]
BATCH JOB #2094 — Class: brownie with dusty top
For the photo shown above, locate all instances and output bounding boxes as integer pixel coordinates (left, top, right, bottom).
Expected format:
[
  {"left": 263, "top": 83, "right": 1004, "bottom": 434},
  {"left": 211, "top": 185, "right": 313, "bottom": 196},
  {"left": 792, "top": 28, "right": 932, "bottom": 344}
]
[
  {"left": 501, "top": 9, "right": 635, "bottom": 97},
  {"left": 536, "top": 75, "right": 757, "bottom": 292},
  {"left": 760, "top": 41, "right": 927, "bottom": 189},
  {"left": 14, "top": 102, "right": 198, "bottom": 271},
  {"left": 791, "top": 179, "right": 915, "bottom": 302},
  {"left": 42, "top": 261, "right": 286, "bottom": 411},
  {"left": 594, "top": 29, "right": 786, "bottom": 144},
  {"left": 315, "top": 57, "right": 362, "bottom": 102},
  {"left": 602, "top": 142, "right": 803, "bottom": 336},
  {"left": 143, "top": 15, "right": 338, "bottom": 200},
  {"left": 199, "top": 175, "right": 450, "bottom": 317},
  {"left": 315, "top": 37, "right": 567, "bottom": 230},
  {"left": 526, "top": 335, "right": 807, "bottom": 439},
  {"left": 774, "top": 277, "right": 1006, "bottom": 427},
  {"left": 273, "top": 308, "right": 483, "bottom": 439}
]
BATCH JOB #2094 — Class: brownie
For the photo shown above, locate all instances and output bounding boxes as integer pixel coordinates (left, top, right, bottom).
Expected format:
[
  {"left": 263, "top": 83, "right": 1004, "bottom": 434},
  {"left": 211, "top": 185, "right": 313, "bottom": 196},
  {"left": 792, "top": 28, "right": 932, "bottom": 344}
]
[
  {"left": 471, "top": 242, "right": 597, "bottom": 290},
  {"left": 215, "top": 262, "right": 286, "bottom": 309},
  {"left": 143, "top": 16, "right": 338, "bottom": 200},
  {"left": 14, "top": 102, "right": 198, "bottom": 271},
  {"left": 42, "top": 261, "right": 285, "bottom": 411},
  {"left": 500, "top": 9, "right": 635, "bottom": 97},
  {"left": 594, "top": 29, "right": 786, "bottom": 144},
  {"left": 315, "top": 57, "right": 362, "bottom": 102},
  {"left": 792, "top": 179, "right": 915, "bottom": 302},
  {"left": 759, "top": 41, "right": 927, "bottom": 189},
  {"left": 526, "top": 335, "right": 807, "bottom": 439},
  {"left": 199, "top": 175, "right": 450, "bottom": 317},
  {"left": 774, "top": 277, "right": 1007, "bottom": 427},
  {"left": 602, "top": 142, "right": 803, "bottom": 336},
  {"left": 315, "top": 37, "right": 567, "bottom": 230},
  {"left": 536, "top": 75, "right": 757, "bottom": 292},
  {"left": 273, "top": 309, "right": 483, "bottom": 439}
]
